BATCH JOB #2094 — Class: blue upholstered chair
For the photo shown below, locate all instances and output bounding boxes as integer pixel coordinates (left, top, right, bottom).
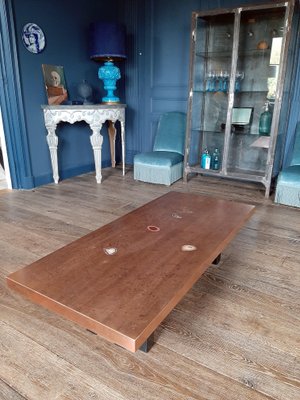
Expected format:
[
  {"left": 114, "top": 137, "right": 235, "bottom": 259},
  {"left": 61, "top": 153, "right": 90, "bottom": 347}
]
[
  {"left": 134, "top": 112, "right": 186, "bottom": 186},
  {"left": 275, "top": 123, "right": 300, "bottom": 207}
]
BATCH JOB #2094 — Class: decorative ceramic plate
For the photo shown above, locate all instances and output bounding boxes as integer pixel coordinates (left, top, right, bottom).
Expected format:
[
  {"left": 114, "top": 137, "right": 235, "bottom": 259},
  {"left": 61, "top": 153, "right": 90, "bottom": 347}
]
[{"left": 22, "top": 23, "right": 45, "bottom": 54}]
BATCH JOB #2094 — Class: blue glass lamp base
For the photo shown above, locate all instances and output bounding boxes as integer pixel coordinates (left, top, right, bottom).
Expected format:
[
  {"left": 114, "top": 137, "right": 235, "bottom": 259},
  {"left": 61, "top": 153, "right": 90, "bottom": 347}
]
[
  {"left": 102, "top": 96, "right": 120, "bottom": 103},
  {"left": 98, "top": 61, "right": 121, "bottom": 103}
]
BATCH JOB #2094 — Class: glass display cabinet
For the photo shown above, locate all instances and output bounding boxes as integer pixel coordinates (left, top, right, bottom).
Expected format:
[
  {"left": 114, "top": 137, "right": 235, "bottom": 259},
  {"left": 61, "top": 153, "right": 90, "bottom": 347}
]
[{"left": 183, "top": 1, "right": 295, "bottom": 197}]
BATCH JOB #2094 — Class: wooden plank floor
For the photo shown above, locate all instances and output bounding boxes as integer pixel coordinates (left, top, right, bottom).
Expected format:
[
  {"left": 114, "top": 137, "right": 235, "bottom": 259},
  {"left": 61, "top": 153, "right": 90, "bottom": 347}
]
[{"left": 1, "top": 167, "right": 299, "bottom": 399}]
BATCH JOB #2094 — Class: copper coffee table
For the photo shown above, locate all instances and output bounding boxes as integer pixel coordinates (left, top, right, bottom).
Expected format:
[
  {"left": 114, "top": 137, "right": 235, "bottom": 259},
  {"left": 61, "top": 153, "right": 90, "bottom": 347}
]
[{"left": 7, "top": 192, "right": 255, "bottom": 352}]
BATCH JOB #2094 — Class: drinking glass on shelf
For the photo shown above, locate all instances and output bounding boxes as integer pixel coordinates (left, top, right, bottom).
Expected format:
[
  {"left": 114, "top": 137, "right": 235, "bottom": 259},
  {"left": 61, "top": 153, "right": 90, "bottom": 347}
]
[
  {"left": 211, "top": 71, "right": 217, "bottom": 92},
  {"left": 223, "top": 71, "right": 229, "bottom": 92},
  {"left": 235, "top": 71, "right": 245, "bottom": 92},
  {"left": 206, "top": 71, "right": 212, "bottom": 91},
  {"left": 206, "top": 70, "right": 216, "bottom": 92},
  {"left": 238, "top": 71, "right": 245, "bottom": 80},
  {"left": 218, "top": 70, "right": 224, "bottom": 91}
]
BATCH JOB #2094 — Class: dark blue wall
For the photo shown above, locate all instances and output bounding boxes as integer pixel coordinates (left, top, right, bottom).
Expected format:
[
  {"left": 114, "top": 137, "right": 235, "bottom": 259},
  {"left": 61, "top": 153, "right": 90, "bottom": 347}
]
[{"left": 4, "top": 0, "right": 299, "bottom": 188}]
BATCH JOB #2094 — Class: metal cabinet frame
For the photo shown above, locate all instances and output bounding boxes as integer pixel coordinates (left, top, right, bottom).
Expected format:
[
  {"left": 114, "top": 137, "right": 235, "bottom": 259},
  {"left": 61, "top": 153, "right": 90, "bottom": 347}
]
[{"left": 184, "top": 0, "right": 295, "bottom": 197}]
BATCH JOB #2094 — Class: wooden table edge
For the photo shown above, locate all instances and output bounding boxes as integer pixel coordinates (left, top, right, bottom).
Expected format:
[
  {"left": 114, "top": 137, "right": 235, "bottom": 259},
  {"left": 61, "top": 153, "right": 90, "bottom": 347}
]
[{"left": 6, "top": 277, "right": 137, "bottom": 352}]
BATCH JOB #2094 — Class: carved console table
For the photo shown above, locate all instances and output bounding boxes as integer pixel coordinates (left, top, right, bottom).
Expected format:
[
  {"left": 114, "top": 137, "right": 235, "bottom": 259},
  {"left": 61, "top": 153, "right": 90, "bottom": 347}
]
[{"left": 41, "top": 104, "right": 126, "bottom": 184}]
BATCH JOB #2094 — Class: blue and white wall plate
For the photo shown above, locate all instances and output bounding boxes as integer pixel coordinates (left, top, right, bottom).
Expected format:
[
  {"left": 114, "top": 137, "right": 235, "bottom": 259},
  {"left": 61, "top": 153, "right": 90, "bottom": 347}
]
[{"left": 22, "top": 23, "right": 46, "bottom": 54}]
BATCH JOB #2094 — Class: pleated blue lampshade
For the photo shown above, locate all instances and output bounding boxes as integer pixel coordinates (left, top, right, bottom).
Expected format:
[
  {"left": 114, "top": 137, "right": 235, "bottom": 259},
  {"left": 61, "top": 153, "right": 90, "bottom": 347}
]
[{"left": 89, "top": 22, "right": 126, "bottom": 61}]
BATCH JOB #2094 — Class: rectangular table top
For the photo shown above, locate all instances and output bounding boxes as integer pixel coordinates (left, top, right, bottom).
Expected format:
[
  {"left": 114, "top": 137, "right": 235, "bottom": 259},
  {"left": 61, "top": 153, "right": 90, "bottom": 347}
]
[{"left": 7, "top": 192, "right": 255, "bottom": 352}]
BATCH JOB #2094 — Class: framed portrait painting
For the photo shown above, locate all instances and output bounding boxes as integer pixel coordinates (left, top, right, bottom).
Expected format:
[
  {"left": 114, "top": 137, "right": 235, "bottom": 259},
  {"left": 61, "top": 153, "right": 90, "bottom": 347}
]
[{"left": 42, "top": 64, "right": 68, "bottom": 105}]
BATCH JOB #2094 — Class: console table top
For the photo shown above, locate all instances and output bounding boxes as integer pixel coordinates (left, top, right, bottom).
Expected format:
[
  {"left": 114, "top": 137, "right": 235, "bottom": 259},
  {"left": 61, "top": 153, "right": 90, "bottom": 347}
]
[{"left": 41, "top": 103, "right": 126, "bottom": 110}]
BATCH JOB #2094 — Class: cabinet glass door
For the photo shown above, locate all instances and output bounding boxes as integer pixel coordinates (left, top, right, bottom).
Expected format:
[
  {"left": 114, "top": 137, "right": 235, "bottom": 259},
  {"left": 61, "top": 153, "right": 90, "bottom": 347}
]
[
  {"left": 227, "top": 7, "right": 286, "bottom": 178},
  {"left": 187, "top": 13, "right": 234, "bottom": 171}
]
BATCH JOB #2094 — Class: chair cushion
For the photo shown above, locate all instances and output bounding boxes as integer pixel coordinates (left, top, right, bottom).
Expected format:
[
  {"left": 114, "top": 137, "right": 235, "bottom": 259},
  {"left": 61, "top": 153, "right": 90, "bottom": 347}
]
[
  {"left": 277, "top": 165, "right": 300, "bottom": 186},
  {"left": 134, "top": 151, "right": 183, "bottom": 167}
]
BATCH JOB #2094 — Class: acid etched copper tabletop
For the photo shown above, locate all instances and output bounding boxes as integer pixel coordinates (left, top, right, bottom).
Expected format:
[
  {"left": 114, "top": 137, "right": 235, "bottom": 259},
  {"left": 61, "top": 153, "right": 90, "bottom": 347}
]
[{"left": 7, "top": 192, "right": 255, "bottom": 352}]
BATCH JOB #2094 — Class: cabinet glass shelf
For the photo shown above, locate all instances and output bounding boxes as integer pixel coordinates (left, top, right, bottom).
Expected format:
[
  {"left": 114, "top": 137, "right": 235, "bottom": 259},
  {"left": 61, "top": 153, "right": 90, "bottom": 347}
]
[
  {"left": 189, "top": 166, "right": 222, "bottom": 174},
  {"left": 192, "top": 90, "right": 269, "bottom": 94},
  {"left": 226, "top": 168, "right": 266, "bottom": 178},
  {"left": 188, "top": 165, "right": 266, "bottom": 179},
  {"left": 196, "top": 49, "right": 272, "bottom": 58}
]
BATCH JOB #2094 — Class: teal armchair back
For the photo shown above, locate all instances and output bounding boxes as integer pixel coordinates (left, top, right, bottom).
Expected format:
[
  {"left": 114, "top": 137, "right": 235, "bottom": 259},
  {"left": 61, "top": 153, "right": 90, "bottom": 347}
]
[{"left": 153, "top": 112, "right": 186, "bottom": 155}]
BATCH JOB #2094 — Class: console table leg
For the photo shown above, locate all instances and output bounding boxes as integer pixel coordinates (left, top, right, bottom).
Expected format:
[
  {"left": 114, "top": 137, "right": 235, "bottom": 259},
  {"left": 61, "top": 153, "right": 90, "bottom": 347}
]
[
  {"left": 108, "top": 121, "right": 116, "bottom": 168},
  {"left": 120, "top": 121, "right": 125, "bottom": 176},
  {"left": 46, "top": 128, "right": 59, "bottom": 184},
  {"left": 139, "top": 332, "right": 155, "bottom": 353},
  {"left": 212, "top": 254, "right": 221, "bottom": 265},
  {"left": 90, "top": 128, "right": 103, "bottom": 184}
]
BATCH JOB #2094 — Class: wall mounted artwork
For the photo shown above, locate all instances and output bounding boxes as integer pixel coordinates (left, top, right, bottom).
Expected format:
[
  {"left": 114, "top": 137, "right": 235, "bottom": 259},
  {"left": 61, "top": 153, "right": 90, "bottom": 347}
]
[{"left": 22, "top": 23, "right": 46, "bottom": 54}]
